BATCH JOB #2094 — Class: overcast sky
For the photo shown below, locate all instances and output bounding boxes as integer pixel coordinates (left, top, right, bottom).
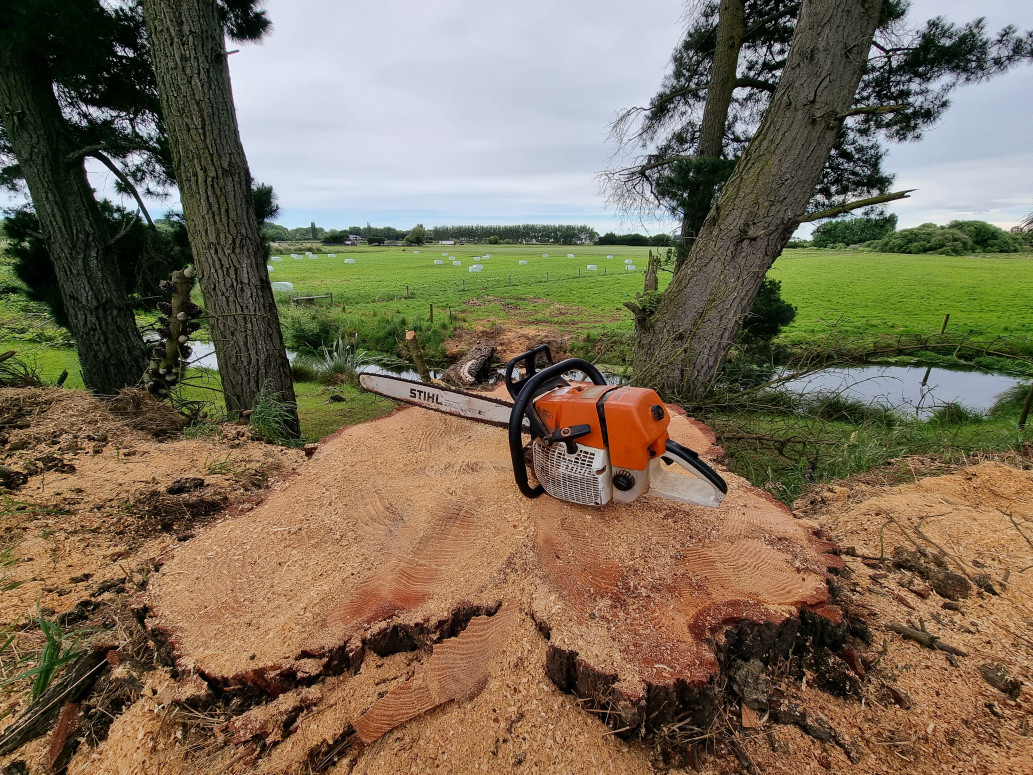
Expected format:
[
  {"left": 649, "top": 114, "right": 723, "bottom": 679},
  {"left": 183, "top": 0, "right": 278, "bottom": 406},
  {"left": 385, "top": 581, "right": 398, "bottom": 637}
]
[{"left": 112, "top": 0, "right": 1033, "bottom": 234}]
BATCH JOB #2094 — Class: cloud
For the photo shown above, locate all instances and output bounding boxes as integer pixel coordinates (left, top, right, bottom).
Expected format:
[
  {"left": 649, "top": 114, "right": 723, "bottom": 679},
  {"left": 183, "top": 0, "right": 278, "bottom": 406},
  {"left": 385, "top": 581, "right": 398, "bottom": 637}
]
[{"left": 5, "top": 0, "right": 1030, "bottom": 237}]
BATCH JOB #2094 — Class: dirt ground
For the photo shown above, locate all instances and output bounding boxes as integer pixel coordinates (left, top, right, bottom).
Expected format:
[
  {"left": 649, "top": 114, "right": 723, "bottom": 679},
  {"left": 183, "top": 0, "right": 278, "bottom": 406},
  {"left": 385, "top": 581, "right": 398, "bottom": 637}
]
[{"left": 0, "top": 388, "right": 1031, "bottom": 774}]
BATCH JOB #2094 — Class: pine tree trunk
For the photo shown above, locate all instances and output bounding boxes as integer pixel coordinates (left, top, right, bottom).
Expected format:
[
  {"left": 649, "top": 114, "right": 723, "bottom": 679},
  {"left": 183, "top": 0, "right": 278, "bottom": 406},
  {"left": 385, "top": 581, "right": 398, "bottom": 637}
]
[
  {"left": 677, "top": 0, "right": 745, "bottom": 258},
  {"left": 142, "top": 0, "right": 298, "bottom": 435},
  {"left": 635, "top": 0, "right": 884, "bottom": 400},
  {"left": 0, "top": 44, "right": 147, "bottom": 394}
]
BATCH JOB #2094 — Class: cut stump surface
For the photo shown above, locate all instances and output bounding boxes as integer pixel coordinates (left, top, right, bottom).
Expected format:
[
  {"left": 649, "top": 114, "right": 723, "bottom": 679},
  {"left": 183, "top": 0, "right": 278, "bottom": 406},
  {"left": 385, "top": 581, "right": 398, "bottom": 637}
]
[{"left": 145, "top": 391, "right": 839, "bottom": 731}]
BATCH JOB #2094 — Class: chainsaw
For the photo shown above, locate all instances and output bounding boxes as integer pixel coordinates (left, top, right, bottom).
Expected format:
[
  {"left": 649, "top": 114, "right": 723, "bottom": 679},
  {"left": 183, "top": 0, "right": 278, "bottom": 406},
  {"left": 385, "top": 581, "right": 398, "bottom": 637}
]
[{"left": 359, "top": 345, "right": 727, "bottom": 509}]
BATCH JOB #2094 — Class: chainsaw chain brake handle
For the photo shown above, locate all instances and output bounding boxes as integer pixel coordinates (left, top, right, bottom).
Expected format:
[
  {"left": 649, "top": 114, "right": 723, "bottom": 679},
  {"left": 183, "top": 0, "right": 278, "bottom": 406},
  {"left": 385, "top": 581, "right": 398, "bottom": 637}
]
[{"left": 505, "top": 347, "right": 607, "bottom": 498}]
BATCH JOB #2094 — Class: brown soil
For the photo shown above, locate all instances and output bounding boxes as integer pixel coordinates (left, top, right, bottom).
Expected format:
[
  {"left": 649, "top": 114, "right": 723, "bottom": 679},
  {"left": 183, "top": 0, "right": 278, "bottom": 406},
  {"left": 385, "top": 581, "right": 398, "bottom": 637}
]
[
  {"left": 444, "top": 298, "right": 622, "bottom": 363},
  {"left": 445, "top": 322, "right": 575, "bottom": 364},
  {"left": 1, "top": 387, "right": 1031, "bottom": 774}
]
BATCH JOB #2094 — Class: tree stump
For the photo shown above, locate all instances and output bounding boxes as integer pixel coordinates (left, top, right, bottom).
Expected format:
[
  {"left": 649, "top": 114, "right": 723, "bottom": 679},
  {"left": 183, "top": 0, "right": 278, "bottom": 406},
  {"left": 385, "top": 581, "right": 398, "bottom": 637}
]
[{"left": 145, "top": 393, "right": 840, "bottom": 740}]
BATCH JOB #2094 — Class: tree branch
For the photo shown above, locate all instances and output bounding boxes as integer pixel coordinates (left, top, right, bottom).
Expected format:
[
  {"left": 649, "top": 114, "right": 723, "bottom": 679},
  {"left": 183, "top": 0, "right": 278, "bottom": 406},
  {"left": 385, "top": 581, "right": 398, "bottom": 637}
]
[
  {"left": 734, "top": 76, "right": 777, "bottom": 93},
  {"left": 801, "top": 189, "right": 916, "bottom": 222},
  {"left": 837, "top": 103, "right": 910, "bottom": 119},
  {"left": 743, "top": 3, "right": 800, "bottom": 43},
  {"left": 63, "top": 144, "right": 105, "bottom": 164},
  {"left": 88, "top": 150, "right": 154, "bottom": 228}
]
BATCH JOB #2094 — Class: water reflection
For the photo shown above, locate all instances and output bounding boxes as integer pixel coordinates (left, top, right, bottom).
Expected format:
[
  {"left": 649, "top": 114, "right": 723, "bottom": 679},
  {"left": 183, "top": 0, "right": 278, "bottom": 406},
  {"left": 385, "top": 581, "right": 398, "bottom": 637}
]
[{"left": 779, "top": 365, "right": 1022, "bottom": 418}]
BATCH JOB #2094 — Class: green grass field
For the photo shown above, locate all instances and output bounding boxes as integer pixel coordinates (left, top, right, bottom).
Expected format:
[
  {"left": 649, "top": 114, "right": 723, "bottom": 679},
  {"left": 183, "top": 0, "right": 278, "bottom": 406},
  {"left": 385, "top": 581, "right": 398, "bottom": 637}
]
[
  {"left": 264, "top": 244, "right": 1033, "bottom": 348},
  {"left": 772, "top": 250, "right": 1033, "bottom": 345},
  {"left": 266, "top": 243, "right": 651, "bottom": 330},
  {"left": 5, "top": 245, "right": 1032, "bottom": 483}
]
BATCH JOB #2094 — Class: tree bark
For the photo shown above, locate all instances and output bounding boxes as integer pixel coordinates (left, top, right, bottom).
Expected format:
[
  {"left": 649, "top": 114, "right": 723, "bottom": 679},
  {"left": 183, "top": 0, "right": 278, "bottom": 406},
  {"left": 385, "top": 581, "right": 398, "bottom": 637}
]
[
  {"left": 678, "top": 0, "right": 745, "bottom": 254},
  {"left": 0, "top": 44, "right": 148, "bottom": 395},
  {"left": 635, "top": 0, "right": 884, "bottom": 400},
  {"left": 141, "top": 0, "right": 298, "bottom": 435}
]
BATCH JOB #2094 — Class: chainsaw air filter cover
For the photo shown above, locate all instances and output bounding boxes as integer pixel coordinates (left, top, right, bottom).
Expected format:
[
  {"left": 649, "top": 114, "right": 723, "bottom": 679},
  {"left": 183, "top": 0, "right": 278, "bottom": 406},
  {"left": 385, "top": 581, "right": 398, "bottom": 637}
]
[{"left": 531, "top": 438, "right": 610, "bottom": 506}]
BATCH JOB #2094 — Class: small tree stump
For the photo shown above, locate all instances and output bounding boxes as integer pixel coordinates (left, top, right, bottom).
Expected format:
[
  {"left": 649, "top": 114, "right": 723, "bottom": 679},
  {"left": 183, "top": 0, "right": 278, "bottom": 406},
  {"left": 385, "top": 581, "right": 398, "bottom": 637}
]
[{"left": 404, "top": 331, "right": 432, "bottom": 384}]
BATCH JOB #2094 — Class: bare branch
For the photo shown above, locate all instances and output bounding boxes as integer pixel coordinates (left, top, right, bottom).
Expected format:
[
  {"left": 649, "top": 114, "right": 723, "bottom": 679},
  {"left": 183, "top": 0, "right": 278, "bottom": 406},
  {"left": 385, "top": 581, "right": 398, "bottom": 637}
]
[
  {"left": 837, "top": 103, "right": 909, "bottom": 119},
  {"left": 89, "top": 150, "right": 154, "bottom": 228},
  {"left": 63, "top": 144, "right": 105, "bottom": 164},
  {"left": 801, "top": 189, "right": 916, "bottom": 222},
  {"left": 107, "top": 210, "right": 141, "bottom": 246}
]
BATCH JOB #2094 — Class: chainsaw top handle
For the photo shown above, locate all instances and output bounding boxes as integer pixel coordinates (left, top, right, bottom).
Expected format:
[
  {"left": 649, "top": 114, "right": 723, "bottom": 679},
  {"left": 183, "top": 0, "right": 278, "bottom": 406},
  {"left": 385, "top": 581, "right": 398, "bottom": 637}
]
[
  {"left": 507, "top": 354, "right": 607, "bottom": 498},
  {"left": 503, "top": 344, "right": 556, "bottom": 402}
]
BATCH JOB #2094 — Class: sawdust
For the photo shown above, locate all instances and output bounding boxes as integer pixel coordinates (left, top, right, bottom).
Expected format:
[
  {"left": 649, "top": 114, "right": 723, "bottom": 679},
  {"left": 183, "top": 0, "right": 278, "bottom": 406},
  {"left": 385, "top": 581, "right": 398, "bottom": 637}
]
[
  {"left": 0, "top": 387, "right": 304, "bottom": 770},
  {"left": 0, "top": 389, "right": 302, "bottom": 627}
]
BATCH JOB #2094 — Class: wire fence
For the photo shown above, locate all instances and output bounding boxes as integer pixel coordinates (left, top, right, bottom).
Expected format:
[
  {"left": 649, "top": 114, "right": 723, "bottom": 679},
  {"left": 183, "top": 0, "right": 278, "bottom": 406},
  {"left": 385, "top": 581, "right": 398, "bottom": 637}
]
[{"left": 305, "top": 265, "right": 647, "bottom": 310}]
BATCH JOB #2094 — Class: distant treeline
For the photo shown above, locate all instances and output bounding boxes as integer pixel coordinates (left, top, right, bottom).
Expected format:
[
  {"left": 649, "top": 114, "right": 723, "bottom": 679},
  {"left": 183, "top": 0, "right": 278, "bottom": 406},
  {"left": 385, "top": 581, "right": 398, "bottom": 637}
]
[
  {"left": 597, "top": 232, "right": 674, "bottom": 246},
  {"left": 425, "top": 224, "right": 598, "bottom": 244},
  {"left": 263, "top": 222, "right": 599, "bottom": 245}
]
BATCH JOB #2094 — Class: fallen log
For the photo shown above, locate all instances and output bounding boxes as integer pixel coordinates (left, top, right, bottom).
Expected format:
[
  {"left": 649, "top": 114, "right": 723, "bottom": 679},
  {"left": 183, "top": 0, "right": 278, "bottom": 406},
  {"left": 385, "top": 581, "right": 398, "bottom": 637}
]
[{"left": 443, "top": 340, "right": 495, "bottom": 386}]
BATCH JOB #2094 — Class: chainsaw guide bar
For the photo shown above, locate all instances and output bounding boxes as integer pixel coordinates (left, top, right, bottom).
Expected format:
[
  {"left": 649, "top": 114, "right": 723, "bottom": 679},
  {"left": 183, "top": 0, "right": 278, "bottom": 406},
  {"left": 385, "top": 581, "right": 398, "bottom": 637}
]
[{"left": 358, "top": 373, "right": 516, "bottom": 428}]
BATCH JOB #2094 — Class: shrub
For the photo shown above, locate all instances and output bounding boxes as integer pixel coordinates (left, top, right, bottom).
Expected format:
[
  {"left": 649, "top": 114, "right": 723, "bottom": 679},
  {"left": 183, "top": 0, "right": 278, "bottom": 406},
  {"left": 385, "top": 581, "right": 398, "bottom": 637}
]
[
  {"left": 739, "top": 279, "right": 797, "bottom": 345},
  {"left": 249, "top": 383, "right": 302, "bottom": 445},
  {"left": 927, "top": 402, "right": 983, "bottom": 425},
  {"left": 878, "top": 224, "right": 975, "bottom": 256},
  {"left": 805, "top": 393, "right": 899, "bottom": 426},
  {"left": 947, "top": 220, "right": 1023, "bottom": 253},
  {"left": 280, "top": 307, "right": 453, "bottom": 363},
  {"left": 990, "top": 382, "right": 1032, "bottom": 418}
]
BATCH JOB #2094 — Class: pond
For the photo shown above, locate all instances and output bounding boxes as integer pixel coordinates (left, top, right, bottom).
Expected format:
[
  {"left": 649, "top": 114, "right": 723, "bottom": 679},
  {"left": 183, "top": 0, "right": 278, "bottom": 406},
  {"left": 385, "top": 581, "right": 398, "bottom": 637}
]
[
  {"left": 186, "top": 342, "right": 1022, "bottom": 417},
  {"left": 778, "top": 364, "right": 1024, "bottom": 418}
]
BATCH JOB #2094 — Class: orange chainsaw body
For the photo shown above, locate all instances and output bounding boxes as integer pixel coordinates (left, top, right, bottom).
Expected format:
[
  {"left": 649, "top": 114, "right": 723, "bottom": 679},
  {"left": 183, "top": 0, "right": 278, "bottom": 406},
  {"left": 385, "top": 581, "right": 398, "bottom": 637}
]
[{"left": 533, "top": 384, "right": 670, "bottom": 471}]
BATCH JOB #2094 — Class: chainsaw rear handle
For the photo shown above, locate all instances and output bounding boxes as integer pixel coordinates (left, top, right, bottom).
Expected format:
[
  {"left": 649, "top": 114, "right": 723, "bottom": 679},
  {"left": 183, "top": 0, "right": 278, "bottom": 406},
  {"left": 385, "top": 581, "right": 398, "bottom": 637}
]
[
  {"left": 663, "top": 440, "right": 728, "bottom": 496},
  {"left": 508, "top": 356, "right": 607, "bottom": 498}
]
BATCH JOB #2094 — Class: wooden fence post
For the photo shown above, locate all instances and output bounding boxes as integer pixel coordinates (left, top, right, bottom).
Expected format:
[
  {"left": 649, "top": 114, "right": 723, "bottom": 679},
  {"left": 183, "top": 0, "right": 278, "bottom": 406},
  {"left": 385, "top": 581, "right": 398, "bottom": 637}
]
[
  {"left": 429, "top": 303, "right": 434, "bottom": 323},
  {"left": 1020, "top": 382, "right": 1033, "bottom": 429}
]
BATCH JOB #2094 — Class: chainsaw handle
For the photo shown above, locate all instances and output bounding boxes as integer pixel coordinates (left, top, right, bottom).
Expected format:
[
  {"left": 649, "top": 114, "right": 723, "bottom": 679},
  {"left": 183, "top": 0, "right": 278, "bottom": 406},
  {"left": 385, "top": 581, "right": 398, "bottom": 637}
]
[
  {"left": 508, "top": 358, "right": 607, "bottom": 498},
  {"left": 663, "top": 440, "right": 728, "bottom": 496},
  {"left": 503, "top": 344, "right": 556, "bottom": 401}
]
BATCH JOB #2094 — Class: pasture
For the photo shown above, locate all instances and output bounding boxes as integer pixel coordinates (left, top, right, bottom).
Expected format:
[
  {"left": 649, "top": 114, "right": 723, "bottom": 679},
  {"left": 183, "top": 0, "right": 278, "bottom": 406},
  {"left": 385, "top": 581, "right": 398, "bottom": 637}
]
[
  {"left": 266, "top": 243, "right": 650, "bottom": 328},
  {"left": 266, "top": 244, "right": 1033, "bottom": 348}
]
